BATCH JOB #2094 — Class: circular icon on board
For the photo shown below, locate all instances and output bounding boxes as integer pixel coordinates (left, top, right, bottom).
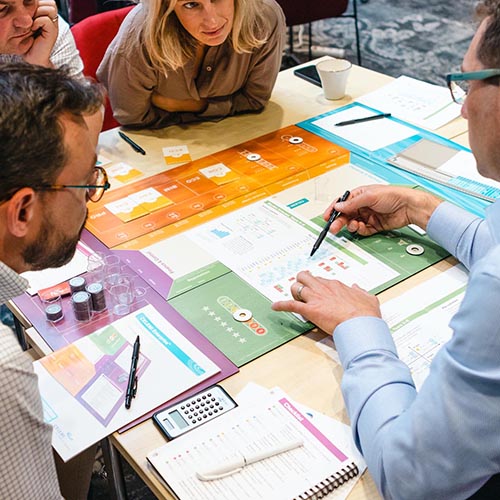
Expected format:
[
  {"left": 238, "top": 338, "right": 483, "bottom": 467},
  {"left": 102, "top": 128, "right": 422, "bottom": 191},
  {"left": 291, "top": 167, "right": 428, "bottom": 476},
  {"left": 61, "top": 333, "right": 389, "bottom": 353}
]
[
  {"left": 232, "top": 308, "right": 252, "bottom": 322},
  {"left": 406, "top": 244, "right": 424, "bottom": 256},
  {"left": 247, "top": 153, "right": 261, "bottom": 161},
  {"left": 289, "top": 136, "right": 303, "bottom": 144}
]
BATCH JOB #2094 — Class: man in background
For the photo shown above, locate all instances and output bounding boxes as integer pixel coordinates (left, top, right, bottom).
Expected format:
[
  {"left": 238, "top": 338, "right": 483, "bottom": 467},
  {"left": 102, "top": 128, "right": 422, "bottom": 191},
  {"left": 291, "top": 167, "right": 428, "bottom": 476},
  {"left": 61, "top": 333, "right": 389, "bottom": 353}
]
[
  {"left": 273, "top": 1, "right": 500, "bottom": 498},
  {"left": 0, "top": 0, "right": 83, "bottom": 76},
  {"left": 0, "top": 59, "right": 105, "bottom": 499}
]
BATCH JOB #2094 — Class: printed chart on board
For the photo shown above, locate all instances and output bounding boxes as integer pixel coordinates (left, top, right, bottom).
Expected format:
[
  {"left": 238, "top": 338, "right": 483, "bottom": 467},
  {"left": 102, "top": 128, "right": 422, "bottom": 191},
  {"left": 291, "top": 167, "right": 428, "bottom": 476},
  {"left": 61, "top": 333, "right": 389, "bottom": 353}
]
[{"left": 140, "top": 164, "right": 449, "bottom": 367}]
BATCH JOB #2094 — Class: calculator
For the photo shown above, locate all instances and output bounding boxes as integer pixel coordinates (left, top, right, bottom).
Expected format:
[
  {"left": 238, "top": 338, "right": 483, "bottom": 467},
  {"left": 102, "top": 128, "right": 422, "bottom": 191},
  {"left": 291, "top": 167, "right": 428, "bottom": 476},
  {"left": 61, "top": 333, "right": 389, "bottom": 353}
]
[{"left": 153, "top": 385, "right": 238, "bottom": 439}]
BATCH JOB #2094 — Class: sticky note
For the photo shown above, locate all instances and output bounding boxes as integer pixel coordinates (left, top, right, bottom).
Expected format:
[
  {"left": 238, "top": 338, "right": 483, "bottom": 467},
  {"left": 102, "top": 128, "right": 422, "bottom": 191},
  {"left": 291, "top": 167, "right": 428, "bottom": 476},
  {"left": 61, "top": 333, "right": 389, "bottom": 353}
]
[
  {"left": 129, "top": 188, "right": 173, "bottom": 213},
  {"left": 163, "top": 145, "right": 192, "bottom": 165},
  {"left": 199, "top": 163, "right": 239, "bottom": 185},
  {"left": 106, "top": 162, "right": 143, "bottom": 183}
]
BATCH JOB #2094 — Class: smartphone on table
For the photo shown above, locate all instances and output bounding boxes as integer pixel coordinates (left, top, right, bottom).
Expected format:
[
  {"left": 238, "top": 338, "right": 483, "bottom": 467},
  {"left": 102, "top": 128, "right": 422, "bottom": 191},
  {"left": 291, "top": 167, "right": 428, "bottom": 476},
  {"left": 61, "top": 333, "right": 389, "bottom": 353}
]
[{"left": 293, "top": 65, "right": 322, "bottom": 87}]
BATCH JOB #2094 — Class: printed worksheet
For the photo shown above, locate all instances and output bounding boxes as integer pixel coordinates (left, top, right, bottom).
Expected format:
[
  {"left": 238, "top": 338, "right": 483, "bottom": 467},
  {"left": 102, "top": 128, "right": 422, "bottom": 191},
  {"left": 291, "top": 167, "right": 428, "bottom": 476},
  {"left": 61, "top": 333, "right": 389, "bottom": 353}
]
[
  {"left": 187, "top": 199, "right": 399, "bottom": 304},
  {"left": 35, "top": 304, "right": 221, "bottom": 461},
  {"left": 318, "top": 265, "right": 468, "bottom": 389}
]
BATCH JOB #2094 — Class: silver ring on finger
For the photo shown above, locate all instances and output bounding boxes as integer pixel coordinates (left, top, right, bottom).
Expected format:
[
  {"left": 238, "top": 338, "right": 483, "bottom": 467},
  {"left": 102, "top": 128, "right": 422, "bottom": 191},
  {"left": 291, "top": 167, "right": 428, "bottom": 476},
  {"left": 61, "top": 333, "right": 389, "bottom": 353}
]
[
  {"left": 296, "top": 283, "right": 305, "bottom": 302},
  {"left": 51, "top": 16, "right": 59, "bottom": 22}
]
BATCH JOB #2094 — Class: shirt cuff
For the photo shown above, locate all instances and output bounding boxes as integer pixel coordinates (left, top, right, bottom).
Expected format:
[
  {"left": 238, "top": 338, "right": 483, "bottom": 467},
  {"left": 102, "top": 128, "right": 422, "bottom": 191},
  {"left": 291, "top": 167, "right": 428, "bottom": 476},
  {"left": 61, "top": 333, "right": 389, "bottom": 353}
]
[
  {"left": 427, "top": 201, "right": 478, "bottom": 250},
  {"left": 334, "top": 316, "right": 397, "bottom": 368}
]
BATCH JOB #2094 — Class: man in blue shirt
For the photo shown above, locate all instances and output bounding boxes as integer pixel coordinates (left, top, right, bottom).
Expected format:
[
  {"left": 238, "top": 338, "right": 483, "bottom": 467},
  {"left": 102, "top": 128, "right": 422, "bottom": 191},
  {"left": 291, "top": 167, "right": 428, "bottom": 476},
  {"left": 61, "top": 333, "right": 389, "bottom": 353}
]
[{"left": 273, "top": 1, "right": 500, "bottom": 498}]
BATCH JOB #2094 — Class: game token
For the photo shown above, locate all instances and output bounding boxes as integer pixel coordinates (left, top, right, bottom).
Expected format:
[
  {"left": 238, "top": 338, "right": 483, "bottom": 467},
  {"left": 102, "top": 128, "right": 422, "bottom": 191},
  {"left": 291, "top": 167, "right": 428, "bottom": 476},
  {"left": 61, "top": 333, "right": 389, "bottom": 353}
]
[
  {"left": 406, "top": 244, "right": 424, "bottom": 256},
  {"left": 232, "top": 308, "right": 252, "bottom": 322}
]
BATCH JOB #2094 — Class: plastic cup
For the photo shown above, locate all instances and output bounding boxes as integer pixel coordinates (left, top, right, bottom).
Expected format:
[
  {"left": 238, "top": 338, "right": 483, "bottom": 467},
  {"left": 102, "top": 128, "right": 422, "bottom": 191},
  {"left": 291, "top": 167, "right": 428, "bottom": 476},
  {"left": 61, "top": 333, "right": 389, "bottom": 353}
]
[
  {"left": 316, "top": 58, "right": 352, "bottom": 100},
  {"left": 109, "top": 283, "right": 133, "bottom": 316}
]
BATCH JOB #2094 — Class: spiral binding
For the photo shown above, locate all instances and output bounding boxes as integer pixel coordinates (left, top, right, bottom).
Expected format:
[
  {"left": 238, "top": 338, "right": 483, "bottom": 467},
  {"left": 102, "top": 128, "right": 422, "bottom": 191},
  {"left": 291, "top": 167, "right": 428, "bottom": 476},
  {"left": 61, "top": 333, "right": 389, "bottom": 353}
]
[{"left": 292, "top": 462, "right": 359, "bottom": 500}]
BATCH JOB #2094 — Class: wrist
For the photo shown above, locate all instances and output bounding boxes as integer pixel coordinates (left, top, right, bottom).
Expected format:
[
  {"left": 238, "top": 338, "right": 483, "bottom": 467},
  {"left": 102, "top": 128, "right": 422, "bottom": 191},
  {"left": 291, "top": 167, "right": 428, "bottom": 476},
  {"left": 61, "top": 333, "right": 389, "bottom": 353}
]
[{"left": 407, "top": 191, "right": 443, "bottom": 230}]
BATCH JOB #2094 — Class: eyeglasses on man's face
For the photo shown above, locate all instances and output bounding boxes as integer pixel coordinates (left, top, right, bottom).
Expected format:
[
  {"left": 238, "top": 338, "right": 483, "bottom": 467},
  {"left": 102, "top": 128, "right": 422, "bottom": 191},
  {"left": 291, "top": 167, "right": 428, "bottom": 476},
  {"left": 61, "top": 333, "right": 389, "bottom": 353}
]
[
  {"left": 32, "top": 166, "right": 110, "bottom": 202},
  {"left": 446, "top": 69, "right": 500, "bottom": 104}
]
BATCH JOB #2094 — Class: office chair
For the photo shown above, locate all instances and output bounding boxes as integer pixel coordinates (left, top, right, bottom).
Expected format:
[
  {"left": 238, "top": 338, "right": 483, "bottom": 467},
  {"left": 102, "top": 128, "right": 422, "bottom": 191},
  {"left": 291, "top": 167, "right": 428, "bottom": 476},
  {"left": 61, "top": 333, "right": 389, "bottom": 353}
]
[
  {"left": 71, "top": 6, "right": 134, "bottom": 131},
  {"left": 276, "top": 0, "right": 362, "bottom": 66}
]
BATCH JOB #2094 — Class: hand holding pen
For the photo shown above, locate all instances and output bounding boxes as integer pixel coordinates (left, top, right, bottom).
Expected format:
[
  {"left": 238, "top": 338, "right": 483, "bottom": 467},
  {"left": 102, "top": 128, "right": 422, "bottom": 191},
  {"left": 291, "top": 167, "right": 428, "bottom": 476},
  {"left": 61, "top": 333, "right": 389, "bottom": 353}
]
[{"left": 310, "top": 190, "right": 350, "bottom": 257}]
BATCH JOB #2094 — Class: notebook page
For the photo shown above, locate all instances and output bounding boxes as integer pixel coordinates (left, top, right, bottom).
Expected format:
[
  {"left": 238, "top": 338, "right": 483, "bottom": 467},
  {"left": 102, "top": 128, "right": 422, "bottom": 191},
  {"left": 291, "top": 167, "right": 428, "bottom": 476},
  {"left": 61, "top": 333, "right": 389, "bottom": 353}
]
[{"left": 147, "top": 393, "right": 355, "bottom": 500}]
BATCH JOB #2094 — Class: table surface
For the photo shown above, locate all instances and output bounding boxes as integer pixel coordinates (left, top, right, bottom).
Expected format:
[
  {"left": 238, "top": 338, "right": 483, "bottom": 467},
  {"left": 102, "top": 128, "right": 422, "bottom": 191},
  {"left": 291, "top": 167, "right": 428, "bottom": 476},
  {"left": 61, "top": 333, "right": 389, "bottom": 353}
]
[{"left": 30, "top": 58, "right": 469, "bottom": 499}]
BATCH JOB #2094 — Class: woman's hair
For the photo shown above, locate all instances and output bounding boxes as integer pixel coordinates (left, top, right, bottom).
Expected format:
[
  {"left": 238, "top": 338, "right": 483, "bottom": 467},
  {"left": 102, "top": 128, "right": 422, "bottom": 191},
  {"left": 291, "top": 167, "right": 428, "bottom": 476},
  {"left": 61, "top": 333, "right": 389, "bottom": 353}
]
[
  {"left": 475, "top": 0, "right": 500, "bottom": 67},
  {"left": 140, "top": 0, "right": 270, "bottom": 72}
]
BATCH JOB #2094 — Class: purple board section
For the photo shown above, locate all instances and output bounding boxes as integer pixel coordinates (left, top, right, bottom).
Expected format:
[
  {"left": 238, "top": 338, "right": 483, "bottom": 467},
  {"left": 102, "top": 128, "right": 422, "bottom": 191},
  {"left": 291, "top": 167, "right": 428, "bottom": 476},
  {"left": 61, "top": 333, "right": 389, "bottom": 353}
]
[{"left": 13, "top": 229, "right": 238, "bottom": 429}]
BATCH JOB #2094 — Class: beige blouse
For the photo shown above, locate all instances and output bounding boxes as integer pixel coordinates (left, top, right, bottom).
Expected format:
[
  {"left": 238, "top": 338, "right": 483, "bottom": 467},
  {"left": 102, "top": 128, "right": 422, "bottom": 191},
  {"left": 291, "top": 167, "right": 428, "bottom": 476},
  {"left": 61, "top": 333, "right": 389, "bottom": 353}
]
[{"left": 97, "top": 0, "right": 285, "bottom": 129}]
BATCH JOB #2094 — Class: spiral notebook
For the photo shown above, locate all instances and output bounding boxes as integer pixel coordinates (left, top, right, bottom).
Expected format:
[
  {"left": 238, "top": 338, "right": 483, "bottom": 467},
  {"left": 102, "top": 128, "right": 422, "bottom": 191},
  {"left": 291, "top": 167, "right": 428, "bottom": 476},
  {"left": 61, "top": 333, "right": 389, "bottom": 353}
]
[{"left": 147, "top": 388, "right": 363, "bottom": 500}]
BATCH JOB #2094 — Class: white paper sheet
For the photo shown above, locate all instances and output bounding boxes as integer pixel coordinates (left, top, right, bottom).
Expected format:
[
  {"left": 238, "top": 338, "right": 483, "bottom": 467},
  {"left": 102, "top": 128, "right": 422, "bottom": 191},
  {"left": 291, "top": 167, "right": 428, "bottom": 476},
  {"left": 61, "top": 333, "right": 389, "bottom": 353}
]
[
  {"left": 186, "top": 199, "right": 399, "bottom": 305},
  {"left": 356, "top": 75, "right": 463, "bottom": 130},
  {"left": 35, "top": 304, "right": 221, "bottom": 461},
  {"left": 312, "top": 106, "right": 415, "bottom": 151},
  {"left": 317, "top": 265, "right": 468, "bottom": 389}
]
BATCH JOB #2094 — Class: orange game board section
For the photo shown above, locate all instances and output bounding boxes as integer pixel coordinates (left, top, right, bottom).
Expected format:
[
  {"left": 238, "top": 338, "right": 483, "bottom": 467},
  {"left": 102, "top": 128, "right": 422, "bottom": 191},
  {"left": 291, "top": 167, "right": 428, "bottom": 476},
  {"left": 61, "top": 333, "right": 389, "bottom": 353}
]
[{"left": 86, "top": 125, "right": 349, "bottom": 248}]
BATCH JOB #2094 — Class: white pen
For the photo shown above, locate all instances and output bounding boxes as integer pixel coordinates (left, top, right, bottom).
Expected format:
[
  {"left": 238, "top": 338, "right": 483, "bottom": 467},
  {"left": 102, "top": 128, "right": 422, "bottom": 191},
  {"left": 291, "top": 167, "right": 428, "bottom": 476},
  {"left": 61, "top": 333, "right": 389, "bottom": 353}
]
[{"left": 196, "top": 438, "right": 304, "bottom": 481}]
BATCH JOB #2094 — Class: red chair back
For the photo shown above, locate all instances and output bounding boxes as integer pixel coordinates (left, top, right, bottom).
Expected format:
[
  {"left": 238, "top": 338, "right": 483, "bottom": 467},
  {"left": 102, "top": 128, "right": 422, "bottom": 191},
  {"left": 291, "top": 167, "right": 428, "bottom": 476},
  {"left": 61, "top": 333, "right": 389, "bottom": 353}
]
[{"left": 71, "top": 6, "right": 134, "bottom": 131}]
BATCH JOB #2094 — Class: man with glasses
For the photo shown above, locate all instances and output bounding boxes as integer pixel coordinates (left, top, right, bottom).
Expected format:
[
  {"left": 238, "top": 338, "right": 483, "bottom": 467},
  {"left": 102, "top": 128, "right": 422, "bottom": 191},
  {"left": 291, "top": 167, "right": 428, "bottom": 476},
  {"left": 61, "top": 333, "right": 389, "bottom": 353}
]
[
  {"left": 0, "top": 59, "right": 107, "bottom": 499},
  {"left": 273, "top": 1, "right": 500, "bottom": 498}
]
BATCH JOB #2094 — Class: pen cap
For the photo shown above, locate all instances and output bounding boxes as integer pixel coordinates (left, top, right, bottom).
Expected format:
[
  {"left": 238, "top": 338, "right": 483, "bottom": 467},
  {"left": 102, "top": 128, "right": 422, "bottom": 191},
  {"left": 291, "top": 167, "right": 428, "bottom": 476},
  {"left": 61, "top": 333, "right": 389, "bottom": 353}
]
[{"left": 316, "top": 58, "right": 352, "bottom": 100}]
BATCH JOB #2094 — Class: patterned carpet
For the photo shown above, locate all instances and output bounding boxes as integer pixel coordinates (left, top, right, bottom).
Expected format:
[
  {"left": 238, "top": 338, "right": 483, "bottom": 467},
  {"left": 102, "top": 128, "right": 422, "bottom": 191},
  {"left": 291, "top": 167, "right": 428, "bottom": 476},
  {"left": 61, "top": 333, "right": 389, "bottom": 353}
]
[
  {"left": 288, "top": 0, "right": 476, "bottom": 85},
  {"left": 90, "top": 1, "right": 477, "bottom": 498}
]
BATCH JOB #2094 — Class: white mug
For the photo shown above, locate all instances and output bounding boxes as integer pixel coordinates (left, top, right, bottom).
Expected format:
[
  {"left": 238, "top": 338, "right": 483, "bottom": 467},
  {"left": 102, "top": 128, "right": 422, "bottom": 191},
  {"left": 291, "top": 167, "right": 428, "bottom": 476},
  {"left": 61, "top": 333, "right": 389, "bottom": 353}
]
[{"left": 316, "top": 58, "right": 352, "bottom": 100}]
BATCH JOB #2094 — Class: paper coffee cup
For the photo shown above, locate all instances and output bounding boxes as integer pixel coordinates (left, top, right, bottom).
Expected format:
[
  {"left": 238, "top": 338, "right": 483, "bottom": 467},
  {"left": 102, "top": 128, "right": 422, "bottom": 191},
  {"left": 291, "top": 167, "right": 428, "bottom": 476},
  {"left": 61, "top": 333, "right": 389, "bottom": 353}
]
[{"left": 316, "top": 58, "right": 352, "bottom": 100}]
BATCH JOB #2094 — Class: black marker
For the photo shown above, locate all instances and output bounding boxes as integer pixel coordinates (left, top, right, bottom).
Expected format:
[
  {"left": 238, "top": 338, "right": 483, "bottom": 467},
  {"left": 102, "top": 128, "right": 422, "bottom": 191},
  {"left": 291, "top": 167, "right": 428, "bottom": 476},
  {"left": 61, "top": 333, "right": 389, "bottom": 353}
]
[
  {"left": 119, "top": 131, "right": 146, "bottom": 155},
  {"left": 125, "top": 336, "right": 140, "bottom": 409},
  {"left": 334, "top": 113, "right": 391, "bottom": 127},
  {"left": 310, "top": 190, "right": 350, "bottom": 257}
]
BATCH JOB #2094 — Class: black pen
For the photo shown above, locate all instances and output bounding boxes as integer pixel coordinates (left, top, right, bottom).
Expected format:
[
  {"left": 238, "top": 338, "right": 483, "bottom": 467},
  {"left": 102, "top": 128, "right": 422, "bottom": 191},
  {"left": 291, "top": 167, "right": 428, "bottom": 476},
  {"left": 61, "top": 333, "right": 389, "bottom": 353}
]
[
  {"left": 118, "top": 131, "right": 146, "bottom": 155},
  {"left": 310, "top": 190, "right": 350, "bottom": 257},
  {"left": 125, "top": 335, "right": 140, "bottom": 409},
  {"left": 334, "top": 113, "right": 391, "bottom": 127}
]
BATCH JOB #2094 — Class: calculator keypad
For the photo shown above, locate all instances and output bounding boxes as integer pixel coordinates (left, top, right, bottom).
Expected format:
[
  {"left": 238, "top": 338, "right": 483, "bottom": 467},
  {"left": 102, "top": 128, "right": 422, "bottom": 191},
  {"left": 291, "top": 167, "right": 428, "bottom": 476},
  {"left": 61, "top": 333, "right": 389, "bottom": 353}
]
[{"left": 154, "top": 386, "right": 237, "bottom": 439}]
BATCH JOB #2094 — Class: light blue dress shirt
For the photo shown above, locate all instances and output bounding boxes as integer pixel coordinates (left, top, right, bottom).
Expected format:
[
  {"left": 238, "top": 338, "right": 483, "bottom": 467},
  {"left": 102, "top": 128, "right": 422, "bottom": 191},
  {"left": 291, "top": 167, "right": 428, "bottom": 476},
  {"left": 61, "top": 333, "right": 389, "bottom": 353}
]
[{"left": 334, "top": 200, "right": 500, "bottom": 500}]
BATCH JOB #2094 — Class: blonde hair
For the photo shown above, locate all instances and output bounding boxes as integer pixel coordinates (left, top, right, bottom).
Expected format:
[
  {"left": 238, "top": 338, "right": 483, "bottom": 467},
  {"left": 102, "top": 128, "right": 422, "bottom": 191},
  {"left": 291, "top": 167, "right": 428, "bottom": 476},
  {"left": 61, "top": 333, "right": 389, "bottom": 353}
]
[{"left": 140, "top": 0, "right": 270, "bottom": 72}]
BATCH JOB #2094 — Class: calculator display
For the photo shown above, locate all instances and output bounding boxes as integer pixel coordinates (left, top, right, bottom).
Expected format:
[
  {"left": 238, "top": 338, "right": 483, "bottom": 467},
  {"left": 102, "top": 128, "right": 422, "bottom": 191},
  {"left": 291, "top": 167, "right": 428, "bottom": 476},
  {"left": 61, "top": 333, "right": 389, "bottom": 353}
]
[{"left": 169, "top": 409, "right": 189, "bottom": 429}]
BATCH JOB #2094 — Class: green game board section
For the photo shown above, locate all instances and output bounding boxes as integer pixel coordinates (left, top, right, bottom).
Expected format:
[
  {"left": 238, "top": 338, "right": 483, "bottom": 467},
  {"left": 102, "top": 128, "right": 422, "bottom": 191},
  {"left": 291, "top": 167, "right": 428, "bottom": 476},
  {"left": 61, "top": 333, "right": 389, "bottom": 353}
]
[
  {"left": 311, "top": 216, "right": 450, "bottom": 293},
  {"left": 169, "top": 272, "right": 310, "bottom": 367},
  {"left": 167, "top": 261, "right": 231, "bottom": 299}
]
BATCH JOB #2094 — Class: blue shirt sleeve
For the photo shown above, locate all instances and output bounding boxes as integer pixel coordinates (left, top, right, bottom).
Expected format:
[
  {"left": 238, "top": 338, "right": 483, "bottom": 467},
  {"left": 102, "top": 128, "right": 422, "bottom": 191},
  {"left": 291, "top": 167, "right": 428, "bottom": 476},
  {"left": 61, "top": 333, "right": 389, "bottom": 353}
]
[{"left": 334, "top": 202, "right": 500, "bottom": 499}]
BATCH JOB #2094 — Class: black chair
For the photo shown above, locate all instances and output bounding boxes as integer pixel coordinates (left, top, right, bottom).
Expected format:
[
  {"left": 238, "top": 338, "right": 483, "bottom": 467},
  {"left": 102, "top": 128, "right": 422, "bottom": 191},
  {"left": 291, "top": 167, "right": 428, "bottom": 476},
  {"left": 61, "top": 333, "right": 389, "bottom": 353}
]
[{"left": 277, "top": 0, "right": 362, "bottom": 66}]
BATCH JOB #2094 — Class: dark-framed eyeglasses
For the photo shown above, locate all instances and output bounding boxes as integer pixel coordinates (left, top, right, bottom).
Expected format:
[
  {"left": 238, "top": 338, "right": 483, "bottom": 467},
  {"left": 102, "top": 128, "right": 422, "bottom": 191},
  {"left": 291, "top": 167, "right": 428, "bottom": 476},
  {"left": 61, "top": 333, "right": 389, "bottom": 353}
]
[
  {"left": 32, "top": 166, "right": 110, "bottom": 202},
  {"left": 446, "top": 69, "right": 500, "bottom": 104}
]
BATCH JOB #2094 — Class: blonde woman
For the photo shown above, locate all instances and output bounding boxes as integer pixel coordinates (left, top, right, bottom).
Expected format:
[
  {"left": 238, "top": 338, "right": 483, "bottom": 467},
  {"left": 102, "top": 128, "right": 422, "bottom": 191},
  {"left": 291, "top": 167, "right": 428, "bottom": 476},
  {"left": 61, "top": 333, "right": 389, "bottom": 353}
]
[{"left": 97, "top": 0, "right": 285, "bottom": 129}]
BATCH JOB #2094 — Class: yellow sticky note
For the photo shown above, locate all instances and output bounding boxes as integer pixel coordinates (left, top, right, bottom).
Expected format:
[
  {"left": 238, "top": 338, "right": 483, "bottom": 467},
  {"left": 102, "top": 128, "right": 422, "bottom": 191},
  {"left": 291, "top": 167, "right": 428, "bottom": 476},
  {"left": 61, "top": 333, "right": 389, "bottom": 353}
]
[
  {"left": 163, "top": 145, "right": 192, "bottom": 165},
  {"left": 199, "top": 163, "right": 239, "bottom": 185},
  {"left": 105, "top": 197, "right": 148, "bottom": 222},
  {"left": 106, "top": 162, "right": 143, "bottom": 183},
  {"left": 129, "top": 188, "right": 173, "bottom": 213}
]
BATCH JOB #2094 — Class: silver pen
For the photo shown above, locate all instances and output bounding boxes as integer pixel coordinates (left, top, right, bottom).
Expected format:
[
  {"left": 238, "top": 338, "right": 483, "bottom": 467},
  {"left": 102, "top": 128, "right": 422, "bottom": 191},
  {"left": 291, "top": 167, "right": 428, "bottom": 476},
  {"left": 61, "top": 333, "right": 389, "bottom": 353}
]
[{"left": 196, "top": 438, "right": 304, "bottom": 481}]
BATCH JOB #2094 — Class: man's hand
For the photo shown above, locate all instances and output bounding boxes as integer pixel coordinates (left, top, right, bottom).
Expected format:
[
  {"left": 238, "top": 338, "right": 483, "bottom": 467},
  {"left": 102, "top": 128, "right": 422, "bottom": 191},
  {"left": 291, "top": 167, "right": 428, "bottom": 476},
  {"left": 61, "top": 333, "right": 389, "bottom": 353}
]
[
  {"left": 152, "top": 93, "right": 208, "bottom": 113},
  {"left": 326, "top": 185, "right": 443, "bottom": 237},
  {"left": 272, "top": 271, "right": 382, "bottom": 334},
  {"left": 24, "top": 0, "right": 58, "bottom": 67}
]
